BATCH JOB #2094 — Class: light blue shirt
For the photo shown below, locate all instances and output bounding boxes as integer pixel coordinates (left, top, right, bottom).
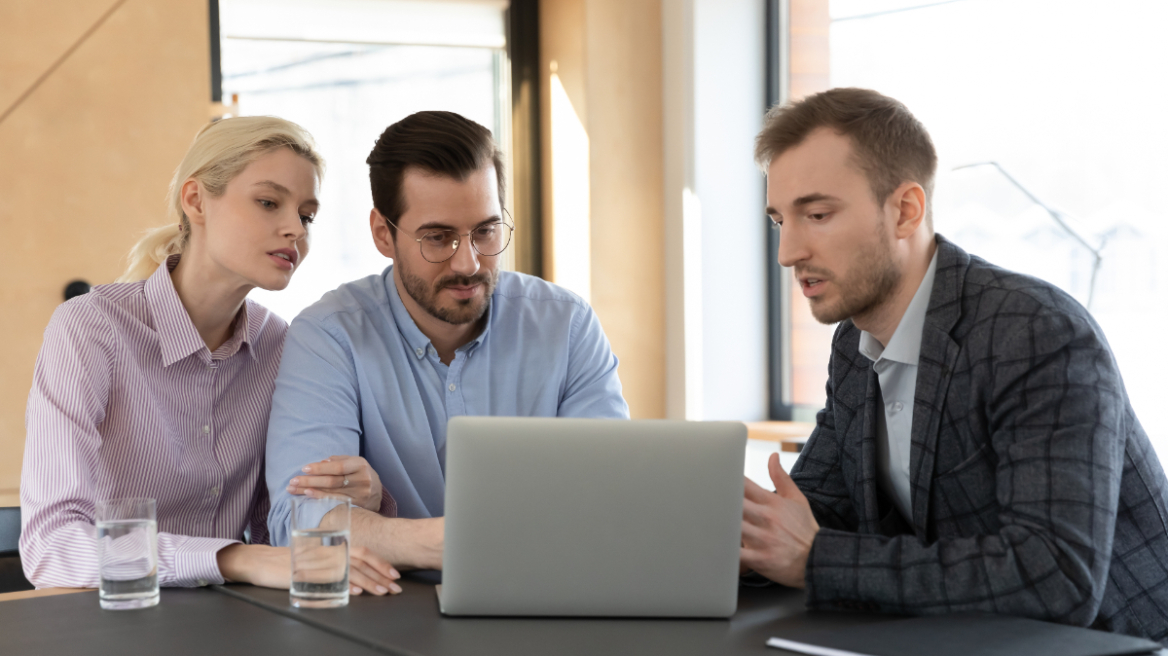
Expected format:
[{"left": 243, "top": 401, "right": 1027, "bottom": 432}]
[
  {"left": 265, "top": 265, "right": 629, "bottom": 546},
  {"left": 857, "top": 251, "right": 938, "bottom": 522}
]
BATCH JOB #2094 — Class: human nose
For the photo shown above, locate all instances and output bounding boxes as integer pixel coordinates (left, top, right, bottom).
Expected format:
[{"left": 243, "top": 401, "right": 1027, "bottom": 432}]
[
  {"left": 281, "top": 209, "right": 307, "bottom": 242},
  {"left": 776, "top": 221, "right": 808, "bottom": 269},
  {"left": 448, "top": 232, "right": 481, "bottom": 276}
]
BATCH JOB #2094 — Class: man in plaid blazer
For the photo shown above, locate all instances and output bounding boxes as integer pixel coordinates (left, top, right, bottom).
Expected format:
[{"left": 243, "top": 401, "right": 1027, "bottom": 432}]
[{"left": 740, "top": 88, "right": 1168, "bottom": 643}]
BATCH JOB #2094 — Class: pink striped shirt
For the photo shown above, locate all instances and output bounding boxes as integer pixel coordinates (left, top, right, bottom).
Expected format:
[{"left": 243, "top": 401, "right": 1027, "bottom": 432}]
[{"left": 20, "top": 256, "right": 286, "bottom": 588}]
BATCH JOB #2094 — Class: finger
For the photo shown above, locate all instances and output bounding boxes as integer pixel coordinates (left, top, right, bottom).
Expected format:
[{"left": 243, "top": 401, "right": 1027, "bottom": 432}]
[
  {"left": 740, "top": 519, "right": 770, "bottom": 548},
  {"left": 301, "top": 457, "right": 362, "bottom": 476},
  {"left": 744, "top": 477, "right": 775, "bottom": 503},
  {"left": 352, "top": 547, "right": 400, "bottom": 580},
  {"left": 289, "top": 475, "right": 349, "bottom": 490},
  {"left": 350, "top": 561, "right": 401, "bottom": 595},
  {"left": 741, "top": 498, "right": 776, "bottom": 527},
  {"left": 770, "top": 453, "right": 801, "bottom": 498}
]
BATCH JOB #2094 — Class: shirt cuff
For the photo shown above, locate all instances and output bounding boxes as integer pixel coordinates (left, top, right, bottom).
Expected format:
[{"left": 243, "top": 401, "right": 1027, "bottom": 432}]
[
  {"left": 378, "top": 488, "right": 398, "bottom": 518},
  {"left": 161, "top": 535, "right": 241, "bottom": 587}
]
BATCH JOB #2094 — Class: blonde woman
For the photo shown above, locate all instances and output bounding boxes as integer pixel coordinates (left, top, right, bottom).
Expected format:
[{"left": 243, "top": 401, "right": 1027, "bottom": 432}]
[{"left": 20, "top": 117, "right": 400, "bottom": 595}]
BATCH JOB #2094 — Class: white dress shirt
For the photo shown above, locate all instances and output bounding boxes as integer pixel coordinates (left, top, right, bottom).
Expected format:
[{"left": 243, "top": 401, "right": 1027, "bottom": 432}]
[{"left": 857, "top": 251, "right": 938, "bottom": 523}]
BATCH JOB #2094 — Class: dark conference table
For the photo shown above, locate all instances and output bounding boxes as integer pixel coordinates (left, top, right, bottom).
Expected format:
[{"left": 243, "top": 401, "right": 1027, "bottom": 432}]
[
  {"left": 2, "top": 575, "right": 895, "bottom": 656},
  {"left": 6, "top": 575, "right": 1165, "bottom": 656}
]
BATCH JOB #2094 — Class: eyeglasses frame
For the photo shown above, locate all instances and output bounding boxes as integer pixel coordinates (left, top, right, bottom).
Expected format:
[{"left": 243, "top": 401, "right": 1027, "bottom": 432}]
[{"left": 384, "top": 208, "right": 516, "bottom": 264}]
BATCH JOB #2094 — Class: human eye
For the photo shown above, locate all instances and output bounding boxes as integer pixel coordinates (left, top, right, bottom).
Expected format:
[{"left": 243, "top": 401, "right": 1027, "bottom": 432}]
[
  {"left": 421, "top": 231, "right": 451, "bottom": 245},
  {"left": 258, "top": 199, "right": 277, "bottom": 209},
  {"left": 807, "top": 211, "right": 830, "bottom": 222},
  {"left": 474, "top": 223, "right": 499, "bottom": 238},
  {"left": 300, "top": 214, "right": 315, "bottom": 225}
]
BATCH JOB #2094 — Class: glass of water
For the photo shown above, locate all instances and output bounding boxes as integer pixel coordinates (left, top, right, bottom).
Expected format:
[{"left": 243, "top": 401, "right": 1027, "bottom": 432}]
[
  {"left": 290, "top": 496, "right": 350, "bottom": 608},
  {"left": 95, "top": 497, "right": 159, "bottom": 610}
]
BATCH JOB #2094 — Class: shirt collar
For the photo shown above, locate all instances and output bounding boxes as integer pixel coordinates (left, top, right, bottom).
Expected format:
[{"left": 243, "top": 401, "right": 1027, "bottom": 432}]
[
  {"left": 145, "top": 255, "right": 259, "bottom": 366},
  {"left": 859, "top": 250, "right": 939, "bottom": 367},
  {"left": 384, "top": 265, "right": 494, "bottom": 360}
]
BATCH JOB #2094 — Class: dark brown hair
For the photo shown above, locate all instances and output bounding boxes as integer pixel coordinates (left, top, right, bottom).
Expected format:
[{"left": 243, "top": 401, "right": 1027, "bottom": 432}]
[
  {"left": 755, "top": 88, "right": 937, "bottom": 225},
  {"left": 366, "top": 111, "right": 505, "bottom": 237}
]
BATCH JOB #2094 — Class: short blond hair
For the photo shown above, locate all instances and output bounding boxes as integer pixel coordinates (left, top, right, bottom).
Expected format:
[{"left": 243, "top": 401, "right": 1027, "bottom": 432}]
[{"left": 118, "top": 116, "right": 324, "bottom": 282}]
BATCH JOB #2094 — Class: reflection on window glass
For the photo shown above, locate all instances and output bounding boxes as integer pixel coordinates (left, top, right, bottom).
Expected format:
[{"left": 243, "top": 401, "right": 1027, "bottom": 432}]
[
  {"left": 220, "top": 24, "right": 505, "bottom": 322},
  {"left": 821, "top": 0, "right": 1168, "bottom": 454}
]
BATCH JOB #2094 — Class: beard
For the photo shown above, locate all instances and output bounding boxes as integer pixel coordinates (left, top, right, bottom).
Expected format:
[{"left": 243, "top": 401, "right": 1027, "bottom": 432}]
[
  {"left": 803, "top": 219, "right": 901, "bottom": 326},
  {"left": 398, "top": 260, "right": 498, "bottom": 326}
]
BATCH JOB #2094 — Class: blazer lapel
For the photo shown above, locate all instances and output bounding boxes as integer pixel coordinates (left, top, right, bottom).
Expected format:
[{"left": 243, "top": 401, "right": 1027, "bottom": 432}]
[
  {"left": 909, "top": 235, "right": 968, "bottom": 537},
  {"left": 857, "top": 366, "right": 885, "bottom": 533}
]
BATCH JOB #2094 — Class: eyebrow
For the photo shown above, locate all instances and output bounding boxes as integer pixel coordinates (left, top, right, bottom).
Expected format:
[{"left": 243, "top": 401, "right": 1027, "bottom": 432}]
[
  {"left": 793, "top": 192, "right": 841, "bottom": 207},
  {"left": 766, "top": 192, "right": 842, "bottom": 216},
  {"left": 415, "top": 214, "right": 503, "bottom": 232},
  {"left": 254, "top": 180, "right": 319, "bottom": 208}
]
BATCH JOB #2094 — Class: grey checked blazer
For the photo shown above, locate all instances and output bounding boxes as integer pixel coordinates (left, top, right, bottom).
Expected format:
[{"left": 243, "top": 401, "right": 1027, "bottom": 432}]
[{"left": 792, "top": 234, "right": 1168, "bottom": 643}]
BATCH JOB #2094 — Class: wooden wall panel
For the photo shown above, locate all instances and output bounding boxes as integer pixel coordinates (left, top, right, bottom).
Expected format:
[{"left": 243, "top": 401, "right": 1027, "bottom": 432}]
[
  {"left": 540, "top": 0, "right": 666, "bottom": 419},
  {"left": 0, "top": 0, "right": 211, "bottom": 503},
  {"left": 584, "top": 0, "right": 665, "bottom": 419}
]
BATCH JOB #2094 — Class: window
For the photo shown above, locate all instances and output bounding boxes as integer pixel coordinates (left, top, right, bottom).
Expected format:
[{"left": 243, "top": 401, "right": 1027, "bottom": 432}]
[
  {"left": 218, "top": 0, "right": 512, "bottom": 322},
  {"left": 770, "top": 0, "right": 1168, "bottom": 456}
]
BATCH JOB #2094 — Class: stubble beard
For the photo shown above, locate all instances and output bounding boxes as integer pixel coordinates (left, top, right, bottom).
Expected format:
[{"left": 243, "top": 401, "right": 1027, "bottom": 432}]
[
  {"left": 398, "top": 258, "right": 498, "bottom": 326},
  {"left": 805, "top": 219, "right": 901, "bottom": 326}
]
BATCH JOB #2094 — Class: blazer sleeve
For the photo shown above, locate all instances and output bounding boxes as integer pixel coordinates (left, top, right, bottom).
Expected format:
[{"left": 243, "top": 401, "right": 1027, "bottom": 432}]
[
  {"left": 791, "top": 368, "right": 860, "bottom": 532},
  {"left": 803, "top": 307, "right": 1126, "bottom": 627}
]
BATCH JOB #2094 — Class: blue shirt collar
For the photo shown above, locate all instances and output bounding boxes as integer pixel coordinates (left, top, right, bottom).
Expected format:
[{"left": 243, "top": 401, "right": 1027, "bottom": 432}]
[{"left": 382, "top": 264, "right": 493, "bottom": 361}]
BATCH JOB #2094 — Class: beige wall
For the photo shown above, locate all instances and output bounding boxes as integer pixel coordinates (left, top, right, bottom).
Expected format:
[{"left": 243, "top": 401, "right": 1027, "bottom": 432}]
[
  {"left": 0, "top": 0, "right": 211, "bottom": 503},
  {"left": 540, "top": 0, "right": 666, "bottom": 419}
]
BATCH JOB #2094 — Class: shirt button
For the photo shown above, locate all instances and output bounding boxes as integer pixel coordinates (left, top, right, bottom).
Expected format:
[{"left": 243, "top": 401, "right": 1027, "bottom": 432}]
[
  {"left": 415, "top": 347, "right": 424, "bottom": 357},
  {"left": 202, "top": 425, "right": 210, "bottom": 434},
  {"left": 198, "top": 579, "right": 208, "bottom": 587},
  {"left": 893, "top": 402, "right": 904, "bottom": 413},
  {"left": 210, "top": 486, "right": 220, "bottom": 496},
  {"left": 448, "top": 383, "right": 456, "bottom": 392}
]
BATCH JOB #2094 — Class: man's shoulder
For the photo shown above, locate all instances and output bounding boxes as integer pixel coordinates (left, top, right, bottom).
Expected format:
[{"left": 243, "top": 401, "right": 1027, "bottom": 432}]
[
  {"left": 492, "top": 271, "right": 592, "bottom": 313},
  {"left": 962, "top": 254, "right": 1087, "bottom": 318},
  {"left": 294, "top": 270, "right": 392, "bottom": 327}
]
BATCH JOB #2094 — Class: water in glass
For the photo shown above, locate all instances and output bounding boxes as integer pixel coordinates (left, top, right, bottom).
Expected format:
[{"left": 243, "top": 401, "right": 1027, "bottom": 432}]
[
  {"left": 290, "top": 527, "right": 350, "bottom": 608},
  {"left": 96, "top": 518, "right": 159, "bottom": 610}
]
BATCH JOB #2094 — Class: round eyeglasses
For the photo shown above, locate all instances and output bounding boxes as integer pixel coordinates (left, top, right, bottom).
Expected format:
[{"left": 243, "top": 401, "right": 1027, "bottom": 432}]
[{"left": 386, "top": 212, "right": 515, "bottom": 264}]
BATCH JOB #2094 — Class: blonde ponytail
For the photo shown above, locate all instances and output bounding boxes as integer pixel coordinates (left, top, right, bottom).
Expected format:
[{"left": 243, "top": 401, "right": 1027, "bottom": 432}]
[
  {"left": 118, "top": 116, "right": 324, "bottom": 282},
  {"left": 117, "top": 225, "right": 187, "bottom": 283}
]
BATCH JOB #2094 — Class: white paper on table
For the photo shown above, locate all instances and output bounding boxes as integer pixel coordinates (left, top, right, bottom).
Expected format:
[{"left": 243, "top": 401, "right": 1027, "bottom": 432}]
[{"left": 766, "top": 636, "right": 874, "bottom": 656}]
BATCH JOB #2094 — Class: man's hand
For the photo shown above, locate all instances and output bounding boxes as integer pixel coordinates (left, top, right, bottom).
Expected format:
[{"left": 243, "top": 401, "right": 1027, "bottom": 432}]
[
  {"left": 740, "top": 452, "right": 820, "bottom": 588},
  {"left": 287, "top": 455, "right": 383, "bottom": 511},
  {"left": 216, "top": 543, "right": 402, "bottom": 595},
  {"left": 350, "top": 510, "right": 444, "bottom": 571}
]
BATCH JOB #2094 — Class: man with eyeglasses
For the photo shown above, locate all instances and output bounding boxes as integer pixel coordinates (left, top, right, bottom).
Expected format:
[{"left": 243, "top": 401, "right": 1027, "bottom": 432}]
[{"left": 264, "top": 111, "right": 629, "bottom": 572}]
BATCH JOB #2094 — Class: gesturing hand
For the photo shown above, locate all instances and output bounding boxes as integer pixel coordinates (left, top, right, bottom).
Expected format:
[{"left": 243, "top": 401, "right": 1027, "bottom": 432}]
[
  {"left": 287, "top": 455, "right": 383, "bottom": 512},
  {"left": 740, "top": 452, "right": 820, "bottom": 588}
]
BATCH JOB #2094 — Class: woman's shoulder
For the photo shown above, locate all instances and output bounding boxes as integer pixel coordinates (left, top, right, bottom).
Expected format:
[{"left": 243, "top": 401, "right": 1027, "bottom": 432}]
[
  {"left": 49, "top": 279, "right": 149, "bottom": 332},
  {"left": 242, "top": 297, "right": 290, "bottom": 350}
]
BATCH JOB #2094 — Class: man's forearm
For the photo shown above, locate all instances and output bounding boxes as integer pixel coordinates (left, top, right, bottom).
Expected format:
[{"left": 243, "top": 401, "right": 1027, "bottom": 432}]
[{"left": 349, "top": 507, "right": 444, "bottom": 570}]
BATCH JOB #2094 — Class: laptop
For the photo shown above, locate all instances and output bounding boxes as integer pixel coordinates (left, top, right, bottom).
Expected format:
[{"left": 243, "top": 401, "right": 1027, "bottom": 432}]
[{"left": 438, "top": 416, "right": 747, "bottom": 618}]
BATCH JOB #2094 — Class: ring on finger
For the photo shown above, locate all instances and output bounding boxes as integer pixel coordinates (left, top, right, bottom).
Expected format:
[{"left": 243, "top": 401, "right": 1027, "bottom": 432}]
[{"left": 343, "top": 477, "right": 349, "bottom": 487}]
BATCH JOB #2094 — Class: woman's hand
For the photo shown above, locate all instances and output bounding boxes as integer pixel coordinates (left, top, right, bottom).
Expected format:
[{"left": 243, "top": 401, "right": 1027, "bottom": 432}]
[
  {"left": 287, "top": 455, "right": 383, "bottom": 511},
  {"left": 216, "top": 544, "right": 401, "bottom": 595}
]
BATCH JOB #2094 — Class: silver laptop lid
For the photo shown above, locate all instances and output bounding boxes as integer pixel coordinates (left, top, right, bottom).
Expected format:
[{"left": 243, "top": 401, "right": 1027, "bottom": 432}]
[{"left": 441, "top": 417, "right": 747, "bottom": 617}]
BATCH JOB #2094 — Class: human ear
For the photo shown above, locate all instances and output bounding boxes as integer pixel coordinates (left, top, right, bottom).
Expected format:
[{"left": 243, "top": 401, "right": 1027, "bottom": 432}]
[
  {"left": 179, "top": 179, "right": 206, "bottom": 226},
  {"left": 370, "top": 208, "right": 396, "bottom": 259},
  {"left": 890, "top": 182, "right": 926, "bottom": 239}
]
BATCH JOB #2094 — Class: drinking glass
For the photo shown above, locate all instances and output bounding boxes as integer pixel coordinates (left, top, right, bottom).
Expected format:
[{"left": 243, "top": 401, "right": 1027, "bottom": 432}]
[
  {"left": 95, "top": 497, "right": 159, "bottom": 610},
  {"left": 290, "top": 496, "right": 351, "bottom": 608}
]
